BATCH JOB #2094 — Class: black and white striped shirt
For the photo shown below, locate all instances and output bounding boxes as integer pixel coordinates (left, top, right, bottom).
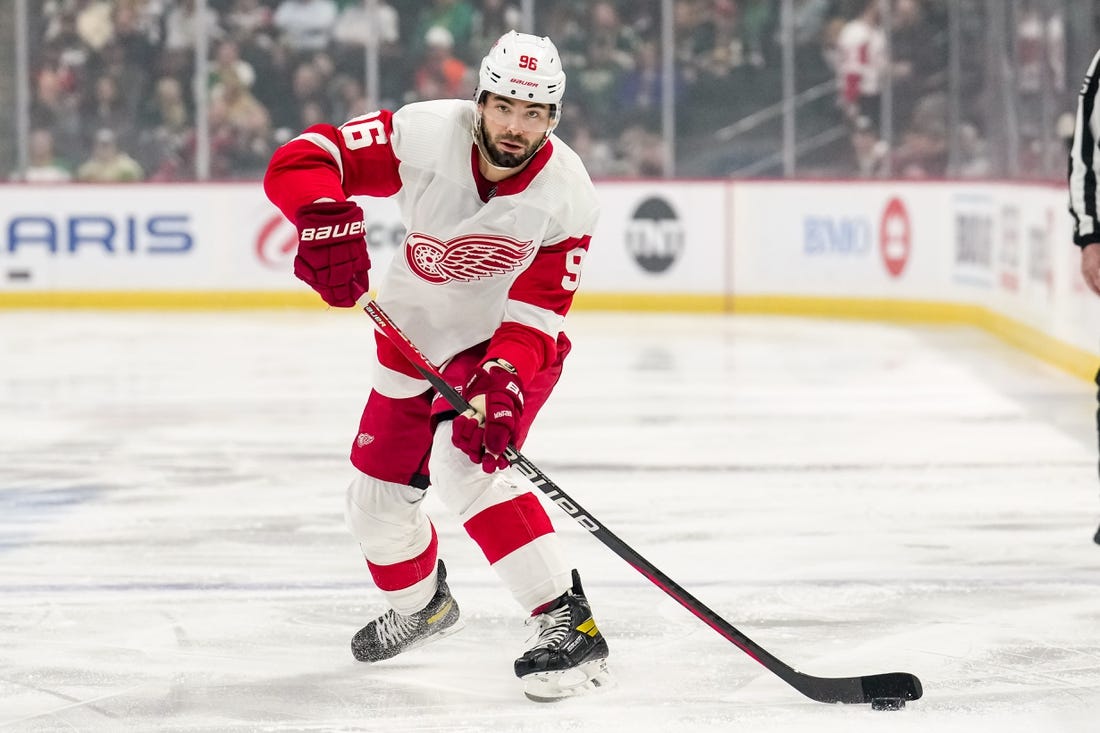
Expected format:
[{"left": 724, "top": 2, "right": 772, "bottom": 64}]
[{"left": 1070, "top": 50, "right": 1100, "bottom": 247}]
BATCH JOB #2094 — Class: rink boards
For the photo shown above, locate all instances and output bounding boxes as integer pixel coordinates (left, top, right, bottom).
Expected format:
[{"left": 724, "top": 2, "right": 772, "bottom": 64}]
[{"left": 0, "top": 179, "right": 1096, "bottom": 377}]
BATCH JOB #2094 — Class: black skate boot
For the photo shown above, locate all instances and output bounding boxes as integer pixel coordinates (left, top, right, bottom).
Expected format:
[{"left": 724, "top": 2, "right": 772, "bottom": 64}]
[
  {"left": 1094, "top": 521, "right": 1100, "bottom": 545},
  {"left": 351, "top": 560, "right": 463, "bottom": 662},
  {"left": 514, "top": 569, "right": 611, "bottom": 702}
]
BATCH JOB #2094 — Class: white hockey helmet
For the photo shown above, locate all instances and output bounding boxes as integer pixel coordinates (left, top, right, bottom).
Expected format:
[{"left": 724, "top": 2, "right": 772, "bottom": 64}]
[{"left": 475, "top": 31, "right": 566, "bottom": 115}]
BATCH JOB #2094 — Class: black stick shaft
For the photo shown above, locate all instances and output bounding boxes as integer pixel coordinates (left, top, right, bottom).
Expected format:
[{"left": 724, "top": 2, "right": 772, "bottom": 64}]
[{"left": 361, "top": 298, "right": 922, "bottom": 705}]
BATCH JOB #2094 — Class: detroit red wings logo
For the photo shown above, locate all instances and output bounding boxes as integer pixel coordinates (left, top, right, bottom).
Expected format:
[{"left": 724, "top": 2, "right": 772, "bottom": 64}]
[{"left": 404, "top": 232, "right": 534, "bottom": 284}]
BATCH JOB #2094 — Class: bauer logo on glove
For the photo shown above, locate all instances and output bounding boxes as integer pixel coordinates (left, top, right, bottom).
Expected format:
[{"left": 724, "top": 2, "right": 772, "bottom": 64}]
[
  {"left": 299, "top": 220, "right": 366, "bottom": 243},
  {"left": 292, "top": 200, "right": 371, "bottom": 308},
  {"left": 452, "top": 359, "right": 525, "bottom": 473}
]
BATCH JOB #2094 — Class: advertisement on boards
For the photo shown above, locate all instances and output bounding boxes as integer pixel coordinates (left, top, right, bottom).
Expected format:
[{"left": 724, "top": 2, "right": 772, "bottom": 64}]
[
  {"left": 729, "top": 182, "right": 947, "bottom": 298},
  {"left": 0, "top": 186, "right": 208, "bottom": 290},
  {"left": 992, "top": 186, "right": 1064, "bottom": 333},
  {"left": 0, "top": 185, "right": 409, "bottom": 293},
  {"left": 950, "top": 192, "right": 996, "bottom": 289},
  {"left": 239, "top": 192, "right": 405, "bottom": 291},
  {"left": 4, "top": 180, "right": 1097, "bottom": 369},
  {"left": 241, "top": 184, "right": 728, "bottom": 299},
  {"left": 581, "top": 183, "right": 727, "bottom": 294}
]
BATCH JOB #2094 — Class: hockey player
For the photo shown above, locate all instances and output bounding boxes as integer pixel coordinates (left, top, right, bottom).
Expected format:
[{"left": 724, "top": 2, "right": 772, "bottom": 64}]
[
  {"left": 263, "top": 31, "right": 611, "bottom": 699},
  {"left": 1068, "top": 47, "right": 1100, "bottom": 546}
]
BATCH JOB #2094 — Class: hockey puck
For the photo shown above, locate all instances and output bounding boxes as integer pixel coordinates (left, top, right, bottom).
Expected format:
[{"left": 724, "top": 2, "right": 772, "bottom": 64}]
[{"left": 870, "top": 697, "right": 905, "bottom": 711}]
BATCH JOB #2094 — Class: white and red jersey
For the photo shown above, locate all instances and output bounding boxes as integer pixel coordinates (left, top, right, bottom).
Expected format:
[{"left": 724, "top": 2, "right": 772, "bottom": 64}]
[
  {"left": 265, "top": 99, "right": 598, "bottom": 391},
  {"left": 836, "top": 18, "right": 886, "bottom": 104}
]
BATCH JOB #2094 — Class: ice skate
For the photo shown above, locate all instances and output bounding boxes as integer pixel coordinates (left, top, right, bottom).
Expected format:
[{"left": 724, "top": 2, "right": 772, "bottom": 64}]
[
  {"left": 1094, "top": 521, "right": 1100, "bottom": 545},
  {"left": 514, "top": 569, "right": 611, "bottom": 702},
  {"left": 351, "top": 560, "right": 463, "bottom": 662}
]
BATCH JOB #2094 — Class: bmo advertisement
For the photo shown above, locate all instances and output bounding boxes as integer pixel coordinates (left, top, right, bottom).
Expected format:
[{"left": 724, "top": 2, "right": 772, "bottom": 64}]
[{"left": 729, "top": 182, "right": 942, "bottom": 298}]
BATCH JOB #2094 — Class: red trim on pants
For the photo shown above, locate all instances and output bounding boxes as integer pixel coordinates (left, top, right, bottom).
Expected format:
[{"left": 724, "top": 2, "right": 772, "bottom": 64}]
[
  {"left": 352, "top": 333, "right": 572, "bottom": 486},
  {"left": 350, "top": 388, "right": 434, "bottom": 485},
  {"left": 463, "top": 492, "right": 554, "bottom": 564},
  {"left": 366, "top": 524, "right": 439, "bottom": 591}
]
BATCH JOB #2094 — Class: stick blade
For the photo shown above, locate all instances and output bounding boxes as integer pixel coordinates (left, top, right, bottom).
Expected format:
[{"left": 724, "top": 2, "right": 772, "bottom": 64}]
[
  {"left": 793, "top": 671, "right": 923, "bottom": 704},
  {"left": 860, "top": 672, "right": 923, "bottom": 702}
]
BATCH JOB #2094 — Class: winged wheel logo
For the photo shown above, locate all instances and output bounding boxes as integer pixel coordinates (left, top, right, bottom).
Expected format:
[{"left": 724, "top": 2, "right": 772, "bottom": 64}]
[{"left": 404, "top": 232, "right": 535, "bottom": 284}]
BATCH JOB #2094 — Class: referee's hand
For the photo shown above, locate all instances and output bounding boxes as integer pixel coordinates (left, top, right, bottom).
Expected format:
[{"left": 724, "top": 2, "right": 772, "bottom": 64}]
[{"left": 1083, "top": 243, "right": 1100, "bottom": 297}]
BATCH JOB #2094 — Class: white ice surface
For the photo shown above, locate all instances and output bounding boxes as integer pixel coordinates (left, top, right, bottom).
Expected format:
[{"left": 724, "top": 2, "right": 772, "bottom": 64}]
[{"left": 1, "top": 310, "right": 1099, "bottom": 732}]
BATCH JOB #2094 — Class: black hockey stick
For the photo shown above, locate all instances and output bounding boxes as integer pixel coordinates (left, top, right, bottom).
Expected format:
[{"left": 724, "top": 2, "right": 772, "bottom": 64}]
[{"left": 361, "top": 298, "right": 923, "bottom": 705}]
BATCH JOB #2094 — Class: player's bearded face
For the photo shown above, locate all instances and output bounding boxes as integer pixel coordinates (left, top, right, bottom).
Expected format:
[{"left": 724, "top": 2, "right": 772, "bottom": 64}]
[{"left": 480, "top": 124, "right": 541, "bottom": 168}]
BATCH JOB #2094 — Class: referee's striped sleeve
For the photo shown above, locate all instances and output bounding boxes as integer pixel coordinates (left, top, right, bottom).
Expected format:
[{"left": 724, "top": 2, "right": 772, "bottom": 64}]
[{"left": 1069, "top": 50, "right": 1100, "bottom": 247}]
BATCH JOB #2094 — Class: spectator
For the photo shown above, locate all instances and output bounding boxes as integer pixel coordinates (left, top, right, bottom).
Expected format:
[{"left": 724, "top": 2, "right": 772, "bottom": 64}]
[
  {"left": 330, "top": 75, "right": 369, "bottom": 123},
  {"left": 107, "top": 3, "right": 160, "bottom": 107},
  {"left": 617, "top": 40, "right": 681, "bottom": 133},
  {"left": 617, "top": 124, "right": 666, "bottom": 177},
  {"left": 331, "top": 0, "right": 404, "bottom": 106},
  {"left": 955, "top": 122, "right": 991, "bottom": 178},
  {"left": 216, "top": 68, "right": 270, "bottom": 138},
  {"left": 890, "top": 0, "right": 946, "bottom": 134},
  {"left": 682, "top": 0, "right": 748, "bottom": 130},
  {"left": 413, "top": 26, "right": 471, "bottom": 102},
  {"left": 75, "top": 0, "right": 115, "bottom": 52},
  {"left": 225, "top": 0, "right": 273, "bottom": 40},
  {"left": 81, "top": 74, "right": 133, "bottom": 147},
  {"left": 1015, "top": 0, "right": 1066, "bottom": 144},
  {"left": 164, "top": 0, "right": 223, "bottom": 53},
  {"left": 272, "top": 0, "right": 338, "bottom": 55},
  {"left": 562, "top": 1, "right": 638, "bottom": 75},
  {"left": 892, "top": 92, "right": 948, "bottom": 178},
  {"left": 77, "top": 128, "right": 144, "bottom": 182},
  {"left": 213, "top": 68, "right": 274, "bottom": 178},
  {"left": 469, "top": 0, "right": 522, "bottom": 60},
  {"left": 739, "top": 0, "right": 774, "bottom": 68},
  {"left": 332, "top": 0, "right": 400, "bottom": 52},
  {"left": 137, "top": 75, "right": 192, "bottom": 180},
  {"left": 299, "top": 99, "right": 327, "bottom": 129},
  {"left": 413, "top": 0, "right": 477, "bottom": 61},
  {"left": 835, "top": 0, "right": 887, "bottom": 132},
  {"left": 30, "top": 45, "right": 83, "bottom": 161},
  {"left": 10, "top": 129, "right": 73, "bottom": 183},
  {"left": 210, "top": 39, "right": 256, "bottom": 91},
  {"left": 566, "top": 120, "right": 627, "bottom": 178},
  {"left": 574, "top": 39, "right": 626, "bottom": 133},
  {"left": 286, "top": 60, "right": 331, "bottom": 128},
  {"left": 846, "top": 115, "right": 888, "bottom": 178},
  {"left": 251, "top": 43, "right": 298, "bottom": 132},
  {"left": 792, "top": 0, "right": 832, "bottom": 47}
]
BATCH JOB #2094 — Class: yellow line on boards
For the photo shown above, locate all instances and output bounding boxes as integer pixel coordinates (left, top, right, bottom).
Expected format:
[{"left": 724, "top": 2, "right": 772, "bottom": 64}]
[
  {"left": 0, "top": 291, "right": 323, "bottom": 309},
  {"left": 731, "top": 295, "right": 1098, "bottom": 382}
]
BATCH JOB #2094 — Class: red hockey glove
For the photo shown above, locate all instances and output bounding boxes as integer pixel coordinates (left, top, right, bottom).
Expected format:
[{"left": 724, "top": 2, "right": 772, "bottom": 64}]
[
  {"left": 292, "top": 200, "right": 370, "bottom": 307},
  {"left": 451, "top": 359, "right": 525, "bottom": 473}
]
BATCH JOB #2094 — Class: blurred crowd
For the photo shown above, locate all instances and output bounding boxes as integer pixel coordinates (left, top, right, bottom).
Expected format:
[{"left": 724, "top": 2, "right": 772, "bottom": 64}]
[{"left": 10, "top": 0, "right": 1076, "bottom": 183}]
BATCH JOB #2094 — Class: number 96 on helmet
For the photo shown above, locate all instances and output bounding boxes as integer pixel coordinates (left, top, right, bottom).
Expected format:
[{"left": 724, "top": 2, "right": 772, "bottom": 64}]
[{"left": 476, "top": 30, "right": 566, "bottom": 119}]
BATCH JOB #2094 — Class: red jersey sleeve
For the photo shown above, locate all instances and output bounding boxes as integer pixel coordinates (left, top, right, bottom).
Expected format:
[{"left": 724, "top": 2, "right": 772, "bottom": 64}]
[
  {"left": 263, "top": 110, "right": 403, "bottom": 219},
  {"left": 487, "top": 234, "right": 591, "bottom": 382}
]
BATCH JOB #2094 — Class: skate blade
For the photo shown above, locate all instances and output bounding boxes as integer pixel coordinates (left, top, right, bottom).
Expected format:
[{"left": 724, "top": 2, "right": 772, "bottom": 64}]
[
  {"left": 401, "top": 619, "right": 466, "bottom": 656},
  {"left": 522, "top": 658, "right": 612, "bottom": 702}
]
